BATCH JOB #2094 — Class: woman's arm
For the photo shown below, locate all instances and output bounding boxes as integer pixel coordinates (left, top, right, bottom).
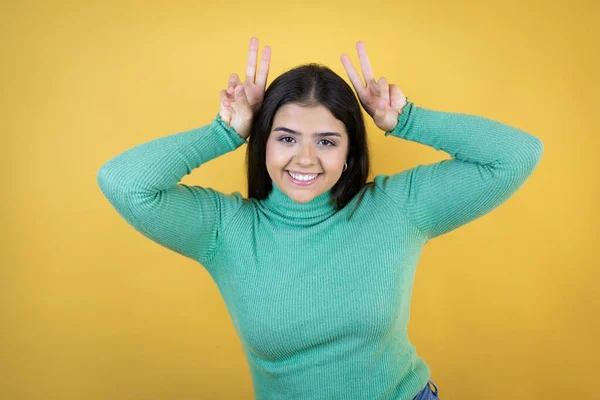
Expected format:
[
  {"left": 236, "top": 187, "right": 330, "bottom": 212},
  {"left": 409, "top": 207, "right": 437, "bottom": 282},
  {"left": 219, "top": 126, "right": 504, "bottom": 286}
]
[
  {"left": 98, "top": 37, "right": 270, "bottom": 266},
  {"left": 374, "top": 100, "right": 544, "bottom": 241},
  {"left": 96, "top": 114, "right": 248, "bottom": 265},
  {"left": 341, "top": 40, "right": 543, "bottom": 241}
]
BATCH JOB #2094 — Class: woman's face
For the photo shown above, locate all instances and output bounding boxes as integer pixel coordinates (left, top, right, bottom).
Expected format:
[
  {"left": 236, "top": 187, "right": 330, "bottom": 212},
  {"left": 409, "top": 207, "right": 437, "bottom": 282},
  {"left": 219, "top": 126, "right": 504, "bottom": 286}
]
[{"left": 266, "top": 103, "right": 349, "bottom": 204}]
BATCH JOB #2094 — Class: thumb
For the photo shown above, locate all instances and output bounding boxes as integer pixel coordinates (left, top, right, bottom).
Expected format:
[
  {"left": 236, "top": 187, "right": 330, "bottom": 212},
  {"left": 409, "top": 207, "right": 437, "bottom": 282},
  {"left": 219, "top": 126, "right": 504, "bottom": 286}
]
[
  {"left": 234, "top": 85, "right": 253, "bottom": 121},
  {"left": 373, "top": 98, "right": 387, "bottom": 125},
  {"left": 235, "top": 85, "right": 248, "bottom": 104}
]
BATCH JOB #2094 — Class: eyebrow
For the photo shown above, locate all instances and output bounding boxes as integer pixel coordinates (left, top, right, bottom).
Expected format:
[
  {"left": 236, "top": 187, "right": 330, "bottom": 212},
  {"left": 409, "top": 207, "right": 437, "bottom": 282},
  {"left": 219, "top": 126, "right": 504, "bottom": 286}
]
[{"left": 272, "top": 126, "right": 342, "bottom": 138}]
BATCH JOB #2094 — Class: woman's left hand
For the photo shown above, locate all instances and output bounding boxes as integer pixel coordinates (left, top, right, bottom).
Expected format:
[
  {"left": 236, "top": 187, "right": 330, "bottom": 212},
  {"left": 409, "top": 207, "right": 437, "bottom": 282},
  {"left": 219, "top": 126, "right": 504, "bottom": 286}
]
[{"left": 341, "top": 41, "right": 408, "bottom": 132}]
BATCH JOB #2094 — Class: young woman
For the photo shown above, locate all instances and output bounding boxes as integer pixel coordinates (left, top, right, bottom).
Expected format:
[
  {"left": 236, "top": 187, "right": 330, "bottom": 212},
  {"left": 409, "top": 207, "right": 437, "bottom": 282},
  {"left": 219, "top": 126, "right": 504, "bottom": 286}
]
[{"left": 97, "top": 37, "right": 543, "bottom": 400}]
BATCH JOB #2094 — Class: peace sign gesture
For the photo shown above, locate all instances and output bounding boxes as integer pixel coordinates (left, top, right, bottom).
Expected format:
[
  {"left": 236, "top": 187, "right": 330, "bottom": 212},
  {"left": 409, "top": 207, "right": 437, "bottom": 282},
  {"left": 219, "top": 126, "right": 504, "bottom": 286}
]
[
  {"left": 341, "top": 41, "right": 407, "bottom": 132},
  {"left": 219, "top": 37, "right": 271, "bottom": 139}
]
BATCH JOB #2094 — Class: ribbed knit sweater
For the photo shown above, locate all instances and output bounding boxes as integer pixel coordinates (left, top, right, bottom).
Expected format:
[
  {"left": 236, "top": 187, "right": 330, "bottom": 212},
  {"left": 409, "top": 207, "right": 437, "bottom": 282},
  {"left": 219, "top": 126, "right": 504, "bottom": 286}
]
[{"left": 97, "top": 99, "right": 543, "bottom": 400}]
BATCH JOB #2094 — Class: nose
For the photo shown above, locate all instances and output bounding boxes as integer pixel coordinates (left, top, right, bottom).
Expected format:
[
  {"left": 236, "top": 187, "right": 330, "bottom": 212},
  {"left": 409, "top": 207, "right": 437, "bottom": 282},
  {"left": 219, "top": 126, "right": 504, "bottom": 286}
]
[{"left": 295, "top": 141, "right": 317, "bottom": 166}]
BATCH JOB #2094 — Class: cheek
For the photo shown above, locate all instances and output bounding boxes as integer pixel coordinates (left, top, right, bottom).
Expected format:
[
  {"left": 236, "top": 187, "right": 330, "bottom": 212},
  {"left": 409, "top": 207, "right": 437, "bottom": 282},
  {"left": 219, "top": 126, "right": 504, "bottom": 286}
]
[
  {"left": 266, "top": 141, "right": 292, "bottom": 159},
  {"left": 265, "top": 144, "right": 286, "bottom": 169},
  {"left": 325, "top": 149, "right": 348, "bottom": 169}
]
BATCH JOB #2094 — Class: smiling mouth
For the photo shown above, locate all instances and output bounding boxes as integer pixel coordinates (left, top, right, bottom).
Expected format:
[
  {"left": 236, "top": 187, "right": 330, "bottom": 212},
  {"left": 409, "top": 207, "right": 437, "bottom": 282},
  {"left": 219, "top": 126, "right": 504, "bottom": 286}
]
[
  {"left": 286, "top": 170, "right": 322, "bottom": 185},
  {"left": 286, "top": 170, "right": 323, "bottom": 175}
]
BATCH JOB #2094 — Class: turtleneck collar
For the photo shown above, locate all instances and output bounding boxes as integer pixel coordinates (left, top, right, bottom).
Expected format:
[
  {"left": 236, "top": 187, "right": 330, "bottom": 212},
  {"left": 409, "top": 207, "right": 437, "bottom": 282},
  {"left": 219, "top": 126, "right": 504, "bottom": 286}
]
[{"left": 260, "top": 181, "right": 338, "bottom": 223}]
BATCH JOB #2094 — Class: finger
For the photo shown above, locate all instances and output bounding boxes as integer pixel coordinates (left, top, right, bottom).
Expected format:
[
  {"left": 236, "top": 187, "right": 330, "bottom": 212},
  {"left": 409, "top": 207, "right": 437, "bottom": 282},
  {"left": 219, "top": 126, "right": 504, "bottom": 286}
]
[
  {"left": 234, "top": 85, "right": 252, "bottom": 120},
  {"left": 340, "top": 54, "right": 365, "bottom": 95},
  {"left": 356, "top": 41, "right": 375, "bottom": 84},
  {"left": 227, "top": 74, "right": 235, "bottom": 93},
  {"left": 367, "top": 78, "right": 381, "bottom": 99},
  {"left": 245, "top": 37, "right": 259, "bottom": 82},
  {"left": 391, "top": 84, "right": 407, "bottom": 111},
  {"left": 373, "top": 94, "right": 387, "bottom": 123},
  {"left": 389, "top": 84, "right": 401, "bottom": 108},
  {"left": 228, "top": 73, "right": 241, "bottom": 94},
  {"left": 219, "top": 91, "right": 232, "bottom": 125},
  {"left": 378, "top": 77, "right": 389, "bottom": 107},
  {"left": 234, "top": 84, "right": 248, "bottom": 105},
  {"left": 220, "top": 89, "right": 231, "bottom": 107},
  {"left": 255, "top": 45, "right": 271, "bottom": 88}
]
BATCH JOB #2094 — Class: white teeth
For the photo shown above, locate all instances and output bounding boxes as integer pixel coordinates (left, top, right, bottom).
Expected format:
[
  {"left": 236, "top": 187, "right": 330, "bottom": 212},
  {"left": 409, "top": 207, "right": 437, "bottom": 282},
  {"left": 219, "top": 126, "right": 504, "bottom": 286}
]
[{"left": 289, "top": 171, "right": 318, "bottom": 181}]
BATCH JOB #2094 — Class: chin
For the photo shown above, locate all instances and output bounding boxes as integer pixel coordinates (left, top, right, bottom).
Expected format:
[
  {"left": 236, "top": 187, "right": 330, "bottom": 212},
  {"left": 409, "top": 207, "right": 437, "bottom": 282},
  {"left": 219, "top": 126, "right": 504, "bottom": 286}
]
[
  {"left": 296, "top": 195, "right": 317, "bottom": 204},
  {"left": 292, "top": 188, "right": 328, "bottom": 203},
  {"left": 287, "top": 192, "right": 311, "bottom": 203}
]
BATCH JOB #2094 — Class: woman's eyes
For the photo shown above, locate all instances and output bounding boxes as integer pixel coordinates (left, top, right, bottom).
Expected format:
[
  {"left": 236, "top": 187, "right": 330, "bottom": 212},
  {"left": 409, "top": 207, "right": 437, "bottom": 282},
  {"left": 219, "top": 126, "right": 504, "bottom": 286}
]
[{"left": 278, "top": 137, "right": 336, "bottom": 146}]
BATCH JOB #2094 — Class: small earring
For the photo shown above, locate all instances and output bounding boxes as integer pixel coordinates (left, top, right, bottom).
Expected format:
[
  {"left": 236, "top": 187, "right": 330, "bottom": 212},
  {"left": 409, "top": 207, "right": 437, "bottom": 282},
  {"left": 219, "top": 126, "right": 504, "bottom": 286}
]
[{"left": 343, "top": 162, "right": 347, "bottom": 172}]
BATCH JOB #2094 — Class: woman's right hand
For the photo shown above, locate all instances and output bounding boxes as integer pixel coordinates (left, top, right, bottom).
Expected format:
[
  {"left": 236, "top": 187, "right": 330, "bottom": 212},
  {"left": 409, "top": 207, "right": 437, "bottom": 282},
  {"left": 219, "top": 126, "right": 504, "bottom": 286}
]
[{"left": 219, "top": 37, "right": 271, "bottom": 139}]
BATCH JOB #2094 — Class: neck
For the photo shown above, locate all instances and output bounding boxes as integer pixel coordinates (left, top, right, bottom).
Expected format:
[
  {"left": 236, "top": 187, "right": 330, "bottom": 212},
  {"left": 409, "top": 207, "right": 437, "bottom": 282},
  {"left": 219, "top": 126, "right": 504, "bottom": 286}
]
[{"left": 260, "top": 181, "right": 337, "bottom": 224}]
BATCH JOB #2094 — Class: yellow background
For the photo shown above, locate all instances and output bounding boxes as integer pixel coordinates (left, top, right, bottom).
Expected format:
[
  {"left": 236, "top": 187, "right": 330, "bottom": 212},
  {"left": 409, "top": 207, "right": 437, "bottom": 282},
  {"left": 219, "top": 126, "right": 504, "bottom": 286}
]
[{"left": 2, "top": 0, "right": 598, "bottom": 399}]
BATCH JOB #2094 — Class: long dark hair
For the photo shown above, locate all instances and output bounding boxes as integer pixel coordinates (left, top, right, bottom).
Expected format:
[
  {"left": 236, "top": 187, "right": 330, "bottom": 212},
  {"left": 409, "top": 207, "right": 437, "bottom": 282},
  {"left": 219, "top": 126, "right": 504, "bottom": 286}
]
[{"left": 245, "top": 63, "right": 373, "bottom": 216}]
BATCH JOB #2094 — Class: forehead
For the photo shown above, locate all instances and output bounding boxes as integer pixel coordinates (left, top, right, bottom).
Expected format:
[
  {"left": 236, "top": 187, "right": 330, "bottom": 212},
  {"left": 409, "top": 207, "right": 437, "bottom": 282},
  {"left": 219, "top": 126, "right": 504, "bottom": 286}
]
[{"left": 272, "top": 104, "right": 346, "bottom": 132}]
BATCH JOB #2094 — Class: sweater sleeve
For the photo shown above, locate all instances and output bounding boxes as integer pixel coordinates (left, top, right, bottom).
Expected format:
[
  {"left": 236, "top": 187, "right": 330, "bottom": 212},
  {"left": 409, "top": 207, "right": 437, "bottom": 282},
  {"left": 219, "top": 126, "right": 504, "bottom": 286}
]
[
  {"left": 97, "top": 113, "right": 248, "bottom": 265},
  {"left": 373, "top": 98, "right": 544, "bottom": 241}
]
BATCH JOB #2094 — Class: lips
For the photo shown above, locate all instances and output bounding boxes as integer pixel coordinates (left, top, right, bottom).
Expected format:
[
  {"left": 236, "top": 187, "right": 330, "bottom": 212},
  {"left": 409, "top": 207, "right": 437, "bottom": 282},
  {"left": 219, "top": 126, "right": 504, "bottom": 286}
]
[
  {"left": 286, "top": 170, "right": 322, "bottom": 175},
  {"left": 286, "top": 170, "right": 321, "bottom": 185}
]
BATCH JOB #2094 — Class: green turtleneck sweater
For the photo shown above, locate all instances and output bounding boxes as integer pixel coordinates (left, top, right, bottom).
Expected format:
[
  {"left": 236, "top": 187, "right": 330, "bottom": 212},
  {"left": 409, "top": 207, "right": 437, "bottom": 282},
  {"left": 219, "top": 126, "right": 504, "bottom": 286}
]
[{"left": 97, "top": 99, "right": 543, "bottom": 400}]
